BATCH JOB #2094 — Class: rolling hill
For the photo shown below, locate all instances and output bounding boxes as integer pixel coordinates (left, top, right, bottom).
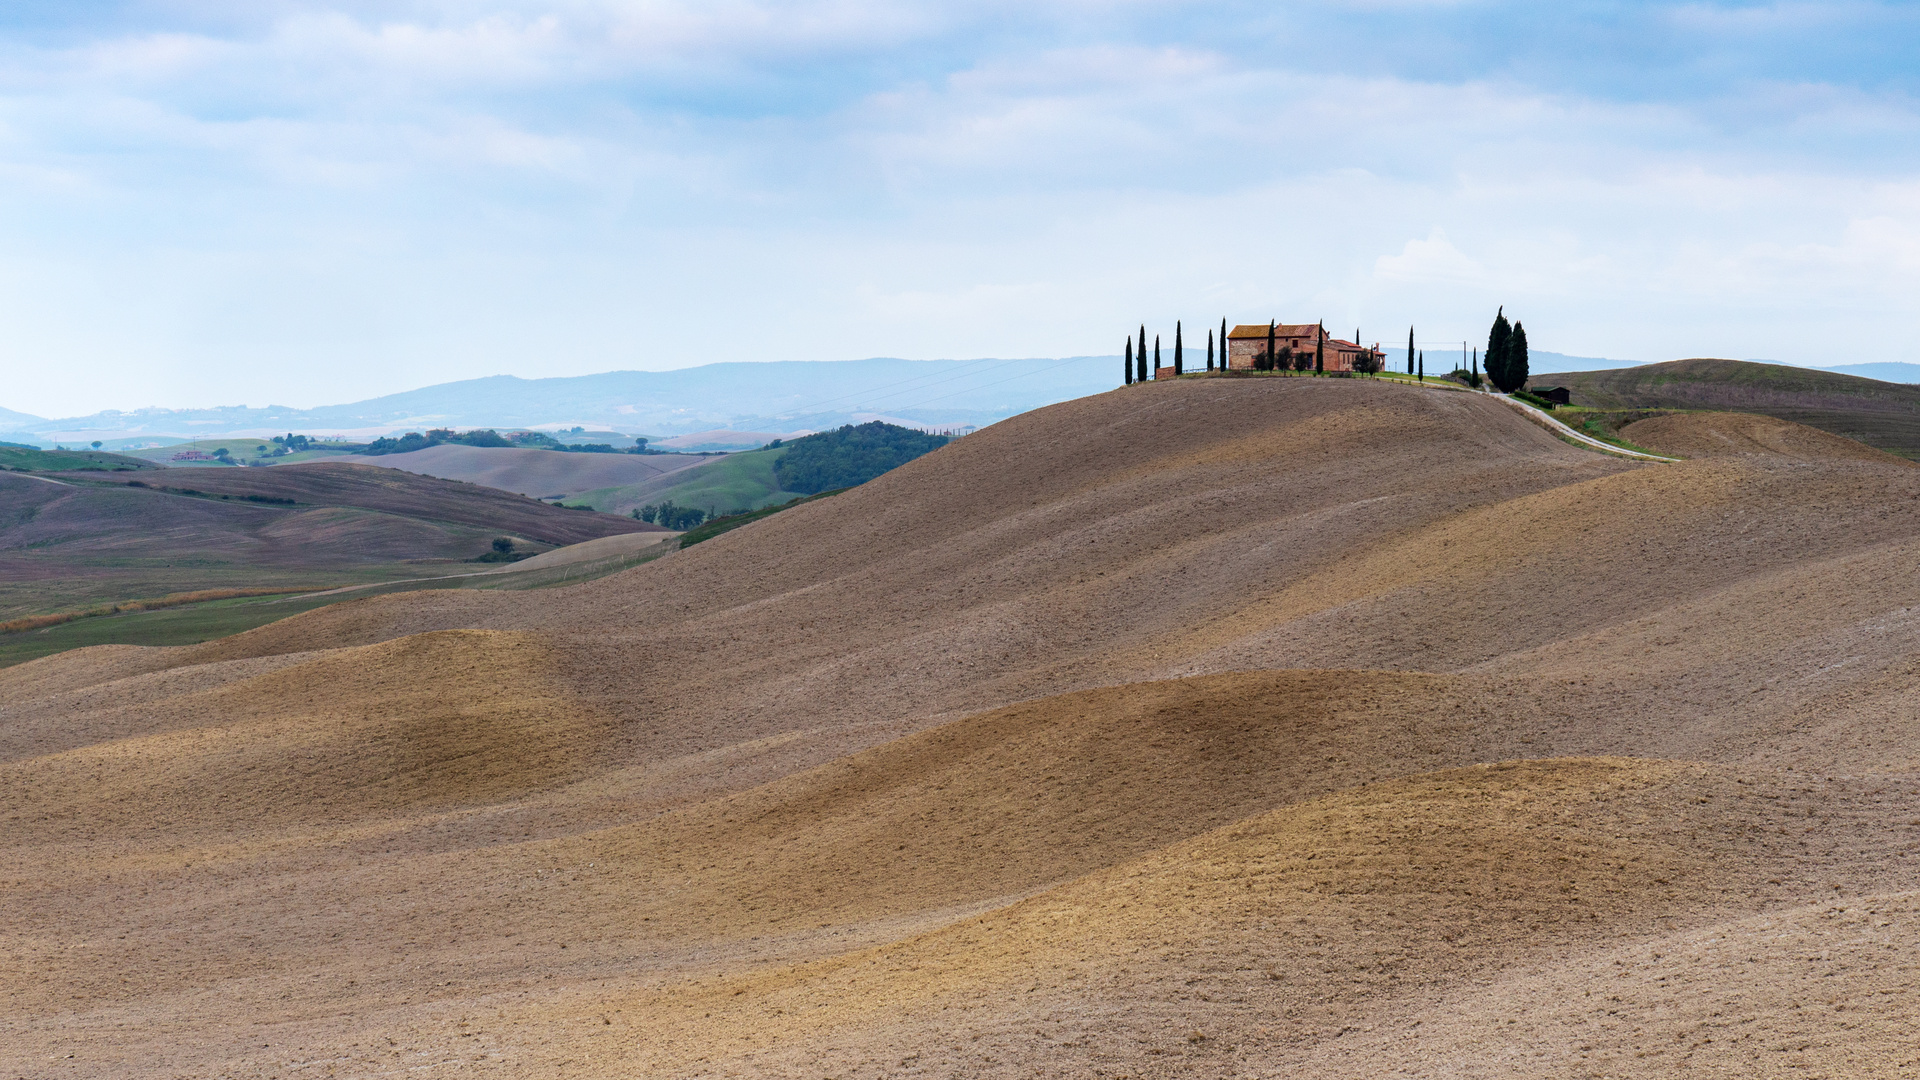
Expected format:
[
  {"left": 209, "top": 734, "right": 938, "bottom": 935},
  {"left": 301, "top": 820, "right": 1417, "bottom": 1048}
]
[
  {"left": 1531, "top": 357, "right": 1920, "bottom": 458},
  {"left": 336, "top": 443, "right": 713, "bottom": 504},
  {"left": 0, "top": 461, "right": 661, "bottom": 635},
  {"left": 3, "top": 377, "right": 1918, "bottom": 1078}
]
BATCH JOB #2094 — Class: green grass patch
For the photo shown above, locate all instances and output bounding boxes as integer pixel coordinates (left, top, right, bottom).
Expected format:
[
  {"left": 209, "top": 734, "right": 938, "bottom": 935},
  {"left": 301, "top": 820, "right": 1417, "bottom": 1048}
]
[
  {"left": 0, "top": 591, "right": 348, "bottom": 668},
  {"left": 120, "top": 439, "right": 358, "bottom": 468},
  {"left": 677, "top": 488, "right": 848, "bottom": 549},
  {"left": 577, "top": 447, "right": 807, "bottom": 516},
  {"left": 0, "top": 446, "right": 156, "bottom": 472}
]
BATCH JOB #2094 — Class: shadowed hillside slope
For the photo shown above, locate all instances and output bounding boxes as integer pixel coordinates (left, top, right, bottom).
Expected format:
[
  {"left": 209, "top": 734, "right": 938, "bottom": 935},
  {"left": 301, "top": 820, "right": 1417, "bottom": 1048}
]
[
  {"left": 1535, "top": 357, "right": 1920, "bottom": 459},
  {"left": 0, "top": 463, "right": 661, "bottom": 630},
  {"left": 55, "top": 461, "right": 662, "bottom": 546},
  {"left": 2, "top": 378, "right": 1918, "bottom": 1078}
]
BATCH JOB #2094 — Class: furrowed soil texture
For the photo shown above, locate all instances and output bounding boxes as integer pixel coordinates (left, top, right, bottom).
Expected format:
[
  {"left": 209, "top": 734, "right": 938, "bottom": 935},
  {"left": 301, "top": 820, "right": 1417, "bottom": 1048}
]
[
  {"left": 4, "top": 377, "right": 1919, "bottom": 1078},
  {"left": 0, "top": 462, "right": 661, "bottom": 627}
]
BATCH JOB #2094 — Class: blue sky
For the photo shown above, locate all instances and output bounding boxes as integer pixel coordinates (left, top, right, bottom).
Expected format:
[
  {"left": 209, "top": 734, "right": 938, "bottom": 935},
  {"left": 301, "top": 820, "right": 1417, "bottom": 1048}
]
[{"left": 2, "top": 1, "right": 1918, "bottom": 414}]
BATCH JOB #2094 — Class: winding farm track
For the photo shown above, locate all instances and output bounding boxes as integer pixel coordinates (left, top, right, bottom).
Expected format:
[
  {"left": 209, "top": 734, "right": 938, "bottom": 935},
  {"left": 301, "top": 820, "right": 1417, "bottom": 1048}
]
[{"left": 4, "top": 377, "right": 1918, "bottom": 1078}]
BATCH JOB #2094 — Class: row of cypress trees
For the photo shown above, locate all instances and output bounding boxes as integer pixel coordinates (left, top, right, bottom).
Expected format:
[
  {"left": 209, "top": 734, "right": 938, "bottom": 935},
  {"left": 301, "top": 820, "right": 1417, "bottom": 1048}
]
[
  {"left": 1123, "top": 318, "right": 1306, "bottom": 384},
  {"left": 1126, "top": 309, "right": 1527, "bottom": 392},
  {"left": 1124, "top": 321, "right": 1225, "bottom": 385}
]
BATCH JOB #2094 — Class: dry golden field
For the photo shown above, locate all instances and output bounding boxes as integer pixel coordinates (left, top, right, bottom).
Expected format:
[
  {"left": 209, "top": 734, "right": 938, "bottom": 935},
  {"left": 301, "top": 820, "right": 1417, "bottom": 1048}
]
[{"left": 4, "top": 378, "right": 1918, "bottom": 1078}]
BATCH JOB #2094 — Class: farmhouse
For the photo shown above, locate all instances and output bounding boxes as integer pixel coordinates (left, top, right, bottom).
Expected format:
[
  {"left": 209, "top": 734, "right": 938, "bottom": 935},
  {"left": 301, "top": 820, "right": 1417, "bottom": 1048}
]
[{"left": 1225, "top": 324, "right": 1380, "bottom": 372}]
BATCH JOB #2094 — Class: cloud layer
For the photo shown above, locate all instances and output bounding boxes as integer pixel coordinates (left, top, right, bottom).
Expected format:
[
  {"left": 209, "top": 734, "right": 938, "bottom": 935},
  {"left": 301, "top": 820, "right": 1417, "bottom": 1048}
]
[{"left": 2, "top": 1, "right": 1918, "bottom": 414}]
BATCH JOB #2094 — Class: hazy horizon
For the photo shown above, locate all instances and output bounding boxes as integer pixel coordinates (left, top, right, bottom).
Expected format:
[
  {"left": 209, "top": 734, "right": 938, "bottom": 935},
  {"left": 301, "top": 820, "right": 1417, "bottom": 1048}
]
[{"left": 2, "top": 3, "right": 1916, "bottom": 416}]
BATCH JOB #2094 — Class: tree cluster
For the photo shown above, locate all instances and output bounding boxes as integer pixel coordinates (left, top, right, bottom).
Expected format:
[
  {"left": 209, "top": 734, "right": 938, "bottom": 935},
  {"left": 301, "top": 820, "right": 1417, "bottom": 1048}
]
[
  {"left": 635, "top": 501, "right": 709, "bottom": 530},
  {"left": 772, "top": 421, "right": 950, "bottom": 494},
  {"left": 359, "top": 427, "right": 654, "bottom": 456},
  {"left": 1483, "top": 308, "right": 1531, "bottom": 393}
]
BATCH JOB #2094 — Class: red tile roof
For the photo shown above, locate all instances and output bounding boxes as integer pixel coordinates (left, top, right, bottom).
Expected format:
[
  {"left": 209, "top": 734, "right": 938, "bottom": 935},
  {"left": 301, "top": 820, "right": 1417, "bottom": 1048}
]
[{"left": 1228, "top": 323, "right": 1321, "bottom": 340}]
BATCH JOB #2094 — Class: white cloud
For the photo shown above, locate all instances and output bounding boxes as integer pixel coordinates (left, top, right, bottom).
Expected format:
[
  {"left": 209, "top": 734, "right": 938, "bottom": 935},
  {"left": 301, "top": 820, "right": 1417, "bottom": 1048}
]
[{"left": 0, "top": 3, "right": 1919, "bottom": 413}]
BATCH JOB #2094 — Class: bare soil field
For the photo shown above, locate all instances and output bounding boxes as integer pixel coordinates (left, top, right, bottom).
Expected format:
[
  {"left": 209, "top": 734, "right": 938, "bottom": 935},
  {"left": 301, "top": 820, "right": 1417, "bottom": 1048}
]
[
  {"left": 4, "top": 378, "right": 1919, "bottom": 1078},
  {"left": 339, "top": 443, "right": 711, "bottom": 500},
  {"left": 0, "top": 462, "right": 658, "bottom": 624},
  {"left": 1540, "top": 357, "right": 1920, "bottom": 459}
]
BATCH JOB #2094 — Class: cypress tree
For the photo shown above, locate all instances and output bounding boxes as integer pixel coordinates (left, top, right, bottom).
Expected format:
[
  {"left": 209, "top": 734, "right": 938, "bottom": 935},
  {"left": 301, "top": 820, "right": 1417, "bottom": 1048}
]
[
  {"left": 1221, "top": 318, "right": 1229, "bottom": 371},
  {"left": 1510, "top": 321, "right": 1530, "bottom": 392},
  {"left": 1418, "top": 350, "right": 1424, "bottom": 381},
  {"left": 1484, "top": 307, "right": 1512, "bottom": 392},
  {"left": 1153, "top": 334, "right": 1161, "bottom": 378},
  {"left": 1125, "top": 338, "right": 1133, "bottom": 385},
  {"left": 1407, "top": 326, "right": 1415, "bottom": 374},
  {"left": 1206, "top": 328, "right": 1214, "bottom": 371},
  {"left": 1265, "top": 321, "right": 1276, "bottom": 372},
  {"left": 1138, "top": 325, "right": 1148, "bottom": 384},
  {"left": 1174, "top": 321, "right": 1183, "bottom": 375},
  {"left": 1314, "top": 322, "right": 1324, "bottom": 373}
]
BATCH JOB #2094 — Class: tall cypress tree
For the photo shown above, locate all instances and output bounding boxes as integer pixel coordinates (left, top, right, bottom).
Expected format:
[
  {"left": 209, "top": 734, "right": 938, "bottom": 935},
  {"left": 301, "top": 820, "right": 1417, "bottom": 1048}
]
[
  {"left": 1206, "top": 328, "right": 1214, "bottom": 371},
  {"left": 1510, "top": 321, "right": 1530, "bottom": 392},
  {"left": 1265, "top": 321, "right": 1276, "bottom": 372},
  {"left": 1153, "top": 334, "right": 1161, "bottom": 378},
  {"left": 1125, "top": 338, "right": 1133, "bottom": 385},
  {"left": 1137, "top": 325, "right": 1148, "bottom": 384},
  {"left": 1407, "top": 326, "right": 1415, "bottom": 375},
  {"left": 1220, "top": 318, "right": 1229, "bottom": 371},
  {"left": 1484, "top": 307, "right": 1513, "bottom": 392},
  {"left": 1418, "top": 350, "right": 1424, "bottom": 381},
  {"left": 1314, "top": 322, "right": 1324, "bottom": 373},
  {"left": 1174, "top": 321, "right": 1183, "bottom": 375}
]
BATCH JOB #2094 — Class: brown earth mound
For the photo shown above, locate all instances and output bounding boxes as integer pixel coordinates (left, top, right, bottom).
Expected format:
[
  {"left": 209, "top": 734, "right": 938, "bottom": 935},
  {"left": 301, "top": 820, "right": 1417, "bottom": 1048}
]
[
  {"left": 1620, "top": 409, "right": 1901, "bottom": 461},
  {"left": 338, "top": 443, "right": 709, "bottom": 500},
  {"left": 1537, "top": 357, "right": 1920, "bottom": 459},
  {"left": 2, "top": 462, "right": 661, "bottom": 624},
  {"left": 56, "top": 460, "right": 661, "bottom": 546},
  {"left": 3, "top": 376, "right": 1918, "bottom": 1078}
]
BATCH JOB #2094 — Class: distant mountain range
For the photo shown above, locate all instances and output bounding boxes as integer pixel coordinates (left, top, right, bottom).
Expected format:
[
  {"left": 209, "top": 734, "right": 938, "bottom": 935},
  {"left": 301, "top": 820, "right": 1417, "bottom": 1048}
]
[
  {"left": 6, "top": 354, "right": 1917, "bottom": 448},
  {"left": 2, "top": 357, "right": 1118, "bottom": 447}
]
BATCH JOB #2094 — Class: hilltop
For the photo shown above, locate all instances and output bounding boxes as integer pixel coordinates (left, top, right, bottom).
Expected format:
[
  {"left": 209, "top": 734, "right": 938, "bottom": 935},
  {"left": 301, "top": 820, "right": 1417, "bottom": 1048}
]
[
  {"left": 3, "top": 377, "right": 1918, "bottom": 1078},
  {"left": 0, "top": 462, "right": 661, "bottom": 661},
  {"left": 1533, "top": 357, "right": 1920, "bottom": 458}
]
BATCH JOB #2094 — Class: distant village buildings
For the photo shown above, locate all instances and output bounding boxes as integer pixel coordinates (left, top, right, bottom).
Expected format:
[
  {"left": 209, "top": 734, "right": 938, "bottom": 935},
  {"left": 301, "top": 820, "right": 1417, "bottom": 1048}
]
[{"left": 1225, "top": 324, "right": 1380, "bottom": 373}]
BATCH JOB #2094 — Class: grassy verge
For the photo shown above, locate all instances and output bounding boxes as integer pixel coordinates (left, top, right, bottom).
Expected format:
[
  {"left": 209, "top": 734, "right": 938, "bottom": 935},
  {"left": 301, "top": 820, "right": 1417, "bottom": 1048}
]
[
  {"left": 0, "top": 586, "right": 335, "bottom": 635},
  {"left": 1553, "top": 408, "right": 1679, "bottom": 456},
  {"left": 0, "top": 591, "right": 348, "bottom": 667},
  {"left": 677, "top": 488, "right": 848, "bottom": 548}
]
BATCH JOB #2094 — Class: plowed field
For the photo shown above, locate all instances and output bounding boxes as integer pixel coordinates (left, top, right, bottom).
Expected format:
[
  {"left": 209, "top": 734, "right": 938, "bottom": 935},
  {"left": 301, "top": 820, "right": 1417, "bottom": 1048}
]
[{"left": 4, "top": 377, "right": 1918, "bottom": 1078}]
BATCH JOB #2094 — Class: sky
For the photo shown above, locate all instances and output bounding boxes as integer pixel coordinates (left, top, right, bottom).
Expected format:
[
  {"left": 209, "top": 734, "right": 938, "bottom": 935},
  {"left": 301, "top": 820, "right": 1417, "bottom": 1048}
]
[{"left": 2, "top": 1, "right": 1918, "bottom": 416}]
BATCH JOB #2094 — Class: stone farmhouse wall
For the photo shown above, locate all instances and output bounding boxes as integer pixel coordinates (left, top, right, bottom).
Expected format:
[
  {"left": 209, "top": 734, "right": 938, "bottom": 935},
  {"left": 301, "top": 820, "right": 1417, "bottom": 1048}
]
[{"left": 1224, "top": 324, "right": 1373, "bottom": 372}]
